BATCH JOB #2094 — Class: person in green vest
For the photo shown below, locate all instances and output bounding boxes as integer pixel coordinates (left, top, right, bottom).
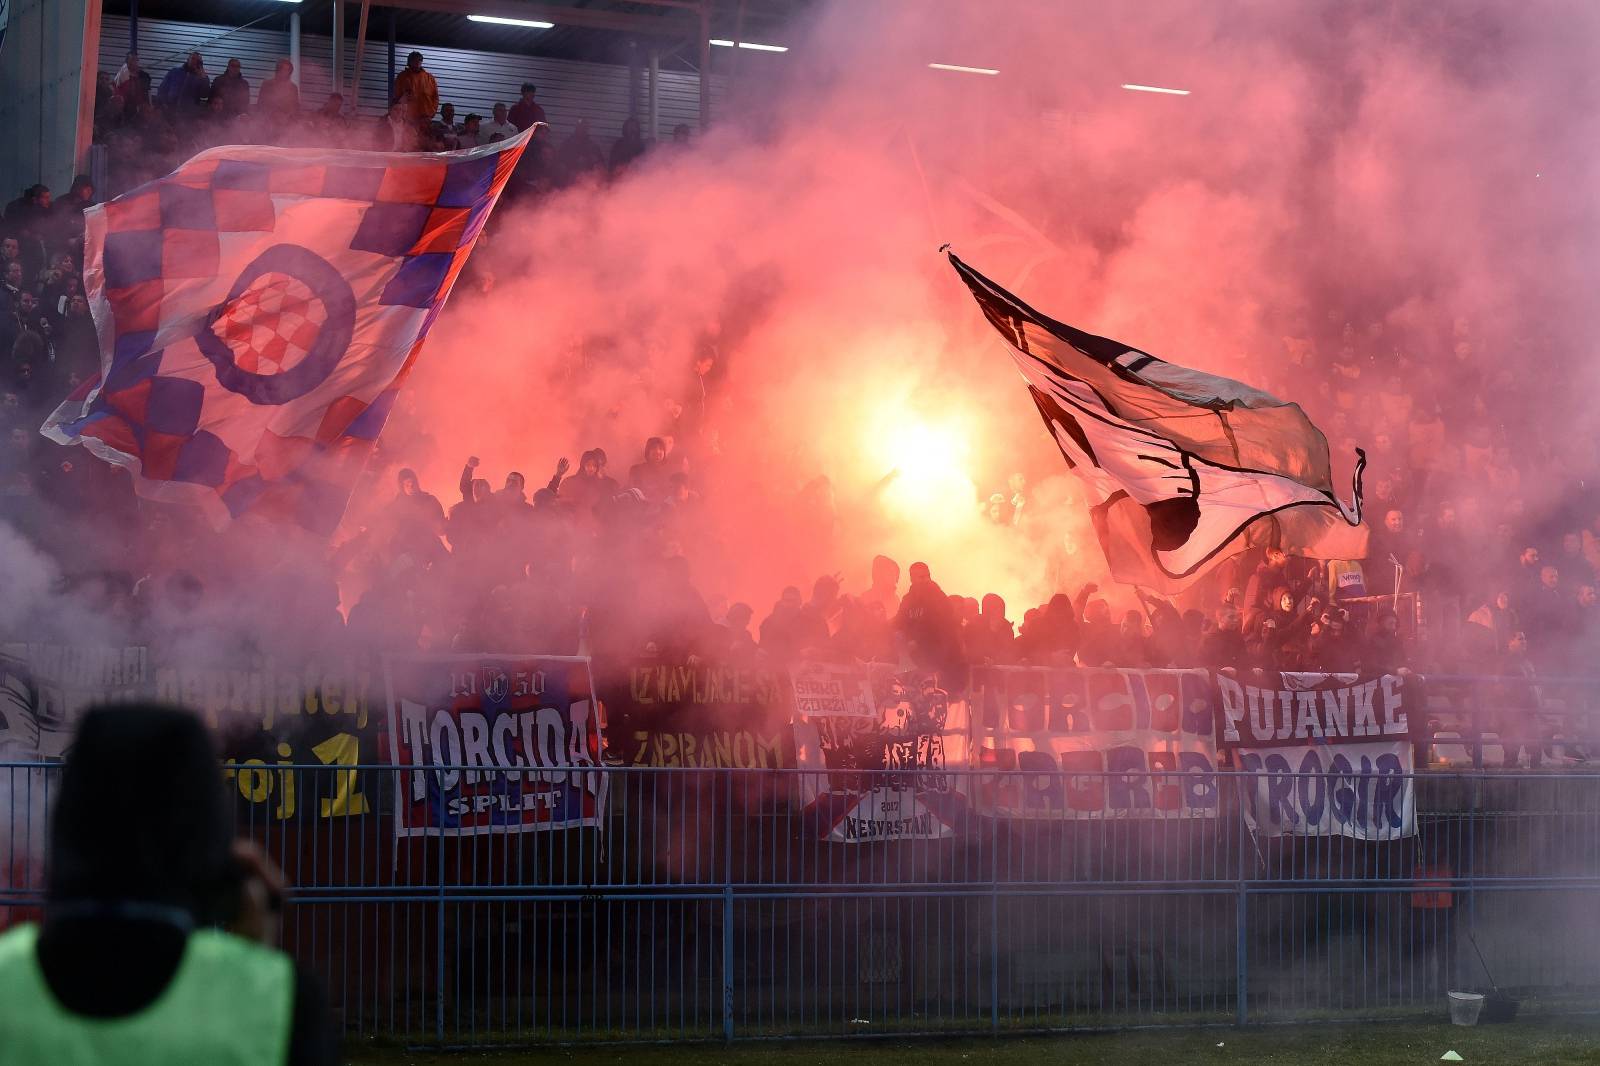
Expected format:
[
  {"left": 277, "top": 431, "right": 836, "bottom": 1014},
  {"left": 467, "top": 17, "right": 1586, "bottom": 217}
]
[{"left": 0, "top": 704, "right": 334, "bottom": 1065}]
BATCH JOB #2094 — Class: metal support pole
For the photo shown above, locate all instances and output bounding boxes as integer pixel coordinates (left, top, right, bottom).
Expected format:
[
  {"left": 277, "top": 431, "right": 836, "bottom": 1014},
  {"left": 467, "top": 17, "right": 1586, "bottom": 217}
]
[
  {"left": 1235, "top": 885, "right": 1249, "bottom": 1024},
  {"left": 350, "top": 0, "right": 371, "bottom": 117},
  {"left": 331, "top": 0, "right": 344, "bottom": 99},
  {"left": 128, "top": 0, "right": 139, "bottom": 56},
  {"left": 646, "top": 49, "right": 659, "bottom": 141},
  {"left": 387, "top": 9, "right": 397, "bottom": 102},
  {"left": 627, "top": 39, "right": 641, "bottom": 119},
  {"left": 289, "top": 11, "right": 301, "bottom": 86},
  {"left": 721, "top": 769, "right": 734, "bottom": 1042},
  {"left": 697, "top": 4, "right": 710, "bottom": 130}
]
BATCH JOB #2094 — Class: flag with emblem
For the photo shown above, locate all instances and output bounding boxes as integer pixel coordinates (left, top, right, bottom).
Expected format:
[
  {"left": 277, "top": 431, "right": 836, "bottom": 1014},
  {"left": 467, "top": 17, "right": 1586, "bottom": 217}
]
[
  {"left": 947, "top": 249, "right": 1367, "bottom": 593},
  {"left": 42, "top": 129, "right": 534, "bottom": 533}
]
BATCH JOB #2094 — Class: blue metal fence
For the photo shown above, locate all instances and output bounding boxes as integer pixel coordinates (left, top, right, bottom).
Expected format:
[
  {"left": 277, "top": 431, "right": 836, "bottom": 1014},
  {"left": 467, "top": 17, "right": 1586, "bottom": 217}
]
[{"left": 5, "top": 762, "right": 1599, "bottom": 1044}]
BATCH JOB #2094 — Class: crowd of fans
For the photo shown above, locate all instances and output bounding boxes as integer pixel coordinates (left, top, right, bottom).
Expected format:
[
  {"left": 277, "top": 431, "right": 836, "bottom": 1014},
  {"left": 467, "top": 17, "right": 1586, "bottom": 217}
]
[
  {"left": 95, "top": 47, "right": 690, "bottom": 200},
  {"left": 3, "top": 44, "right": 1598, "bottom": 737}
]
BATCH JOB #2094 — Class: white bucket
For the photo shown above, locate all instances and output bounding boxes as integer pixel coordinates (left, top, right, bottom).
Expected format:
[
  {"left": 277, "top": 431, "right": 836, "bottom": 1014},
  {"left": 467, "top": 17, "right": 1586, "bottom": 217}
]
[{"left": 1448, "top": 991, "right": 1485, "bottom": 1026}]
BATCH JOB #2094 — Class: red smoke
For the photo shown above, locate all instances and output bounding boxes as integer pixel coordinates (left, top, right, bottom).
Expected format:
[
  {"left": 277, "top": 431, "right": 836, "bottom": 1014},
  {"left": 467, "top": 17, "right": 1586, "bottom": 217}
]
[{"left": 360, "top": 0, "right": 1600, "bottom": 615}]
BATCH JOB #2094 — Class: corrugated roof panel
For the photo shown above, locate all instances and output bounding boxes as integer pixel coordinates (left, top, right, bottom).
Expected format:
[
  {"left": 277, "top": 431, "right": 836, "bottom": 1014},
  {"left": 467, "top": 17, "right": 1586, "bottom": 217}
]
[{"left": 100, "top": 14, "right": 724, "bottom": 141}]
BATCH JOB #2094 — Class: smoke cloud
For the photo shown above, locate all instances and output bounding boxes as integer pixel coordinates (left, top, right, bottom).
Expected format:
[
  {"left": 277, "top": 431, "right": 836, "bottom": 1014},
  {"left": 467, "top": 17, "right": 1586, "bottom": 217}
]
[{"left": 359, "top": 0, "right": 1600, "bottom": 619}]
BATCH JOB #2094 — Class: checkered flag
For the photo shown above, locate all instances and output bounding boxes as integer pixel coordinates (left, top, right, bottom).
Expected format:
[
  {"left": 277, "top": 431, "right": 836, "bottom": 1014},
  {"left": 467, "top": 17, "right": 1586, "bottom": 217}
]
[{"left": 43, "top": 129, "right": 533, "bottom": 533}]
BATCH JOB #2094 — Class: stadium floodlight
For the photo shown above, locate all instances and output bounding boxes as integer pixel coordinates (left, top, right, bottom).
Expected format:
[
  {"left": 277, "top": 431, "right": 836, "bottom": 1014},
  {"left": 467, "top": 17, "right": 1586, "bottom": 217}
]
[
  {"left": 928, "top": 63, "right": 1000, "bottom": 76},
  {"left": 468, "top": 14, "right": 555, "bottom": 28},
  {"left": 1121, "top": 83, "right": 1191, "bottom": 95},
  {"left": 709, "top": 39, "right": 789, "bottom": 52}
]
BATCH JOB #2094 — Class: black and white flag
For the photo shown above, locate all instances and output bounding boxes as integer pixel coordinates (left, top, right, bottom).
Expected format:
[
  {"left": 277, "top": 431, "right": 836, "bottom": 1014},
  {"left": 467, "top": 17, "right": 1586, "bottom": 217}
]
[{"left": 948, "top": 250, "right": 1367, "bottom": 592}]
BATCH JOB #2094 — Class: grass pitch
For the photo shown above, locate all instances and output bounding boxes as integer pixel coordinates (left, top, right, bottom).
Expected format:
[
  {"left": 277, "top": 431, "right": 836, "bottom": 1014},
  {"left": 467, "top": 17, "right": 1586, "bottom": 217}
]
[{"left": 346, "top": 1016, "right": 1600, "bottom": 1065}]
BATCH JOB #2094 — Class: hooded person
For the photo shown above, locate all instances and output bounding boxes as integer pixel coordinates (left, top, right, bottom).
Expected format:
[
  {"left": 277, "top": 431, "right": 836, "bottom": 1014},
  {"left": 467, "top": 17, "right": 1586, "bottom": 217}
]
[
  {"left": 892, "top": 562, "right": 965, "bottom": 684},
  {"left": 0, "top": 704, "right": 334, "bottom": 1064}
]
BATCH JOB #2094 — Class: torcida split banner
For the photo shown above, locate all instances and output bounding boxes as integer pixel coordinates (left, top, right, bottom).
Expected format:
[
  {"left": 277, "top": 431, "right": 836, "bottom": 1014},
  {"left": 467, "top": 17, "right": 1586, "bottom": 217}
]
[{"left": 386, "top": 653, "right": 606, "bottom": 837}]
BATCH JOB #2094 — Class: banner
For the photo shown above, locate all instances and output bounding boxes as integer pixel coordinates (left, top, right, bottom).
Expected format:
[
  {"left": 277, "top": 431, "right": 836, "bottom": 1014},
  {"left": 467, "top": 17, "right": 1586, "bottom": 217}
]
[
  {"left": 1215, "top": 671, "right": 1415, "bottom": 840},
  {"left": 0, "top": 644, "right": 148, "bottom": 758},
  {"left": 808, "top": 786, "right": 966, "bottom": 843},
  {"left": 790, "top": 660, "right": 878, "bottom": 718},
  {"left": 387, "top": 654, "right": 606, "bottom": 837},
  {"left": 793, "top": 664, "right": 971, "bottom": 842},
  {"left": 603, "top": 660, "right": 796, "bottom": 769},
  {"left": 970, "top": 666, "right": 1219, "bottom": 819}
]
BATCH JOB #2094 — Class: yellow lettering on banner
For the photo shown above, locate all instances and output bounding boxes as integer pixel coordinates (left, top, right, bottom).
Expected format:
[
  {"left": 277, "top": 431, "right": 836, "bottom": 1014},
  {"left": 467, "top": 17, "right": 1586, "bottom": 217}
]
[
  {"left": 659, "top": 732, "right": 680, "bottom": 766},
  {"left": 352, "top": 671, "right": 371, "bottom": 729},
  {"left": 632, "top": 731, "right": 651, "bottom": 764},
  {"left": 274, "top": 742, "right": 296, "bottom": 820},
  {"left": 201, "top": 671, "right": 228, "bottom": 725},
  {"left": 303, "top": 667, "right": 320, "bottom": 714},
  {"left": 276, "top": 673, "right": 300, "bottom": 724},
  {"left": 732, "top": 732, "right": 755, "bottom": 768},
  {"left": 707, "top": 732, "right": 731, "bottom": 768},
  {"left": 236, "top": 760, "right": 273, "bottom": 803},
  {"left": 631, "top": 670, "right": 653, "bottom": 704},
  {"left": 755, "top": 732, "right": 784, "bottom": 769},
  {"left": 681, "top": 731, "right": 699, "bottom": 766},
  {"left": 323, "top": 676, "right": 342, "bottom": 716},
  {"left": 313, "top": 732, "right": 371, "bottom": 817}
]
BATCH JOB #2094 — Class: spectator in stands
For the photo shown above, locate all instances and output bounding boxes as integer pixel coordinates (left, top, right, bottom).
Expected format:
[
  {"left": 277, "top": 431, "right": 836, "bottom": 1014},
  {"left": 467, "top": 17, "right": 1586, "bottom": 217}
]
[
  {"left": 258, "top": 59, "right": 300, "bottom": 117},
  {"left": 210, "top": 58, "right": 251, "bottom": 117},
  {"left": 1199, "top": 606, "right": 1247, "bottom": 671},
  {"left": 459, "top": 114, "right": 483, "bottom": 149},
  {"left": 156, "top": 52, "right": 209, "bottom": 114},
  {"left": 671, "top": 123, "right": 692, "bottom": 147},
  {"left": 965, "top": 593, "right": 1015, "bottom": 664},
  {"left": 1075, "top": 593, "right": 1120, "bottom": 667},
  {"left": 610, "top": 116, "right": 648, "bottom": 173},
  {"left": 555, "top": 119, "right": 606, "bottom": 183},
  {"left": 759, "top": 586, "right": 805, "bottom": 658},
  {"left": 428, "top": 102, "right": 460, "bottom": 147},
  {"left": 394, "top": 52, "right": 439, "bottom": 129},
  {"left": 313, "top": 93, "right": 346, "bottom": 135},
  {"left": 0, "top": 705, "right": 335, "bottom": 1064},
  {"left": 858, "top": 554, "right": 901, "bottom": 616},
  {"left": 509, "top": 82, "right": 545, "bottom": 131},
  {"left": 717, "top": 602, "right": 758, "bottom": 657},
  {"left": 112, "top": 51, "right": 142, "bottom": 94},
  {"left": 112, "top": 52, "right": 151, "bottom": 117},
  {"left": 1363, "top": 607, "right": 1408, "bottom": 675},
  {"left": 482, "top": 102, "right": 518, "bottom": 144},
  {"left": 793, "top": 575, "right": 840, "bottom": 654},
  {"left": 894, "top": 561, "right": 964, "bottom": 683},
  {"left": 628, "top": 437, "right": 673, "bottom": 501}
]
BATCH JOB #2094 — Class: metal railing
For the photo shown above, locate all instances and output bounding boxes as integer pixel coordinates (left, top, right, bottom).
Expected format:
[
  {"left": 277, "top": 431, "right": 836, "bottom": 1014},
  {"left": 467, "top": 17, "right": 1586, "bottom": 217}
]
[{"left": 5, "top": 763, "right": 1600, "bottom": 1044}]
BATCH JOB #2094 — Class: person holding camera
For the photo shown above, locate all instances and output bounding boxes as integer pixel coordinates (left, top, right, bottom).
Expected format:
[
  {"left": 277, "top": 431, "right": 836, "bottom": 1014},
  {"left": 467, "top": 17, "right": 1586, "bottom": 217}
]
[{"left": 0, "top": 704, "right": 335, "bottom": 1065}]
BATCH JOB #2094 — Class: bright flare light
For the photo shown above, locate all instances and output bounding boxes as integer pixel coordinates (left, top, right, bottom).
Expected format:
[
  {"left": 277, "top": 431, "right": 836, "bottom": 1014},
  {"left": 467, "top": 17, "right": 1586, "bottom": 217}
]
[
  {"left": 878, "top": 417, "right": 975, "bottom": 516},
  {"left": 1121, "top": 83, "right": 1191, "bottom": 95},
  {"left": 468, "top": 14, "right": 555, "bottom": 28},
  {"left": 929, "top": 63, "right": 999, "bottom": 76},
  {"left": 710, "top": 39, "right": 789, "bottom": 52}
]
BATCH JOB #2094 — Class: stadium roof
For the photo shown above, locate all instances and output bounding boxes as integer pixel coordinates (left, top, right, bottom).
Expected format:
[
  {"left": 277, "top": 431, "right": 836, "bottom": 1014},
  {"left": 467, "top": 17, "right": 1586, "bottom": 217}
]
[{"left": 100, "top": 0, "right": 815, "bottom": 71}]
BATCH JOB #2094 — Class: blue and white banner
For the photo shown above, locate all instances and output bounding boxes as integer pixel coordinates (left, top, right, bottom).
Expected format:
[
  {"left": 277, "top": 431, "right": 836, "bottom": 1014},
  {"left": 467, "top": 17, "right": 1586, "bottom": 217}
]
[{"left": 1217, "top": 671, "right": 1416, "bottom": 840}]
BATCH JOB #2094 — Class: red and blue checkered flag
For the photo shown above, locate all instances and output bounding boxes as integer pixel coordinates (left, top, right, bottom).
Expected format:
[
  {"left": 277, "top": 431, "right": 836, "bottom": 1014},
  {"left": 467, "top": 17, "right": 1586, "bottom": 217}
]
[{"left": 42, "top": 129, "right": 533, "bottom": 533}]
